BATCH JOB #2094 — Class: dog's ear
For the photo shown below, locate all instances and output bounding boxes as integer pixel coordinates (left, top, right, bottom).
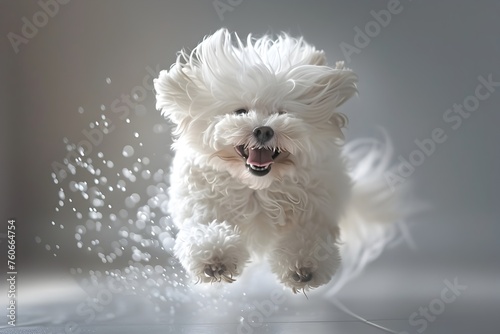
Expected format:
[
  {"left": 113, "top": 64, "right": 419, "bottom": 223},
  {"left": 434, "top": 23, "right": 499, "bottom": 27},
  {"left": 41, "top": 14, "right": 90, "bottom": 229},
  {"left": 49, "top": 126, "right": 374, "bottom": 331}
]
[
  {"left": 288, "top": 61, "right": 357, "bottom": 138},
  {"left": 154, "top": 64, "right": 196, "bottom": 133},
  {"left": 297, "top": 61, "right": 357, "bottom": 111},
  {"left": 328, "top": 61, "right": 358, "bottom": 109},
  {"left": 154, "top": 28, "right": 232, "bottom": 132}
]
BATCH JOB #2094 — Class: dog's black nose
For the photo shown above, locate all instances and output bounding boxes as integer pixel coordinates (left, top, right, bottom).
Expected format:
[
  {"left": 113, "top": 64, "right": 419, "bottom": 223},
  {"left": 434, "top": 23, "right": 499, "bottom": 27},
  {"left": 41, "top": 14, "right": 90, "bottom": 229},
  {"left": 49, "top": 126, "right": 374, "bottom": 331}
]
[{"left": 253, "top": 126, "right": 274, "bottom": 143}]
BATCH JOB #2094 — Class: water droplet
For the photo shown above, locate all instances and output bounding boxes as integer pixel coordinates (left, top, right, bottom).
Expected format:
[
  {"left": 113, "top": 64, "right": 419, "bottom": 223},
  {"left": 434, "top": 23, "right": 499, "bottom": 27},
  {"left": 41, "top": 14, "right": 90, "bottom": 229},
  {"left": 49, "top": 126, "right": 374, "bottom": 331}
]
[
  {"left": 119, "top": 209, "right": 128, "bottom": 218},
  {"left": 122, "top": 145, "right": 134, "bottom": 157},
  {"left": 153, "top": 124, "right": 166, "bottom": 134},
  {"left": 78, "top": 107, "right": 85, "bottom": 114},
  {"left": 132, "top": 162, "right": 141, "bottom": 172},
  {"left": 76, "top": 225, "right": 87, "bottom": 235},
  {"left": 122, "top": 168, "right": 132, "bottom": 178},
  {"left": 117, "top": 180, "right": 126, "bottom": 190},
  {"left": 135, "top": 220, "right": 146, "bottom": 230},
  {"left": 92, "top": 198, "right": 104, "bottom": 207},
  {"left": 89, "top": 211, "right": 102, "bottom": 220},
  {"left": 106, "top": 77, "right": 111, "bottom": 84},
  {"left": 141, "top": 170, "right": 151, "bottom": 180},
  {"left": 101, "top": 104, "right": 106, "bottom": 111},
  {"left": 146, "top": 185, "right": 157, "bottom": 197},
  {"left": 125, "top": 193, "right": 141, "bottom": 208}
]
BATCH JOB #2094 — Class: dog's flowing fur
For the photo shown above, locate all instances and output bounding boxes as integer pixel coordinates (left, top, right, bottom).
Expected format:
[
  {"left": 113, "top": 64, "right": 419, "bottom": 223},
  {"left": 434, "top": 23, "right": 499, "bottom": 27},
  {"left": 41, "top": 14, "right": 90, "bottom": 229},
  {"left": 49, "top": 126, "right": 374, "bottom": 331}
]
[{"left": 154, "top": 29, "right": 397, "bottom": 293}]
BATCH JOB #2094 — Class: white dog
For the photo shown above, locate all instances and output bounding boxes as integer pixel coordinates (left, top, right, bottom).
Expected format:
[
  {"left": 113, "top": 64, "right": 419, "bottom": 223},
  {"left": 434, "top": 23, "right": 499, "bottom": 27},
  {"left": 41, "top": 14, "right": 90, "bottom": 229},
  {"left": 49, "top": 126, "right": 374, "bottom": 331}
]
[{"left": 154, "top": 29, "right": 398, "bottom": 293}]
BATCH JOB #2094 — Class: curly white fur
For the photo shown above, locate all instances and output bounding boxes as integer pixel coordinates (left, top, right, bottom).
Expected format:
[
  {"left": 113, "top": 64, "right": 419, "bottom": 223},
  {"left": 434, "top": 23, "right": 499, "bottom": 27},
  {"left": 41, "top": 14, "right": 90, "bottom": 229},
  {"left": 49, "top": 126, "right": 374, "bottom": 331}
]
[{"left": 154, "top": 28, "right": 395, "bottom": 293}]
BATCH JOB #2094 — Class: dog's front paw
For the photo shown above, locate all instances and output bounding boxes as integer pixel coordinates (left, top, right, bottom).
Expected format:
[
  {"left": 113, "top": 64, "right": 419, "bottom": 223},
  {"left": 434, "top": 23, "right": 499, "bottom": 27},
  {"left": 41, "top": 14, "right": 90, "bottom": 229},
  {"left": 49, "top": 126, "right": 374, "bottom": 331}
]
[
  {"left": 287, "top": 267, "right": 316, "bottom": 294},
  {"left": 174, "top": 221, "right": 250, "bottom": 284},
  {"left": 280, "top": 264, "right": 318, "bottom": 294},
  {"left": 203, "top": 259, "right": 237, "bottom": 283},
  {"left": 269, "top": 230, "right": 341, "bottom": 293},
  {"left": 290, "top": 267, "right": 313, "bottom": 284},
  {"left": 276, "top": 261, "right": 337, "bottom": 293}
]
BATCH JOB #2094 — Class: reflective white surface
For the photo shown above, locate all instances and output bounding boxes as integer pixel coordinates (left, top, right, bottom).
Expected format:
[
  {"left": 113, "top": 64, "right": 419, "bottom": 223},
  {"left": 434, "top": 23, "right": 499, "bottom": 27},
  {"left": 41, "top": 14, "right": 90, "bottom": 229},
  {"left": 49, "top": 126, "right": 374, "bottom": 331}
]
[{"left": 2, "top": 259, "right": 499, "bottom": 333}]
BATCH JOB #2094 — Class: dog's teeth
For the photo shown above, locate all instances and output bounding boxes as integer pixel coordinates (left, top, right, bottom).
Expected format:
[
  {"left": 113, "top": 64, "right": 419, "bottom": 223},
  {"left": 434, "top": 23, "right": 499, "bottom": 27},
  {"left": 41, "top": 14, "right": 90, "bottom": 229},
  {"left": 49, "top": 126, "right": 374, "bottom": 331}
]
[{"left": 249, "top": 164, "right": 269, "bottom": 171}]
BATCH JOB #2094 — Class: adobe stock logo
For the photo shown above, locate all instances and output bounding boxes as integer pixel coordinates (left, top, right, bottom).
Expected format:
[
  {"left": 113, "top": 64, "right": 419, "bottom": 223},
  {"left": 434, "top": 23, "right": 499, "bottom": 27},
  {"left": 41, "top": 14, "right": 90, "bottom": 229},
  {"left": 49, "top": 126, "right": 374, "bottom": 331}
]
[
  {"left": 400, "top": 277, "right": 467, "bottom": 334},
  {"left": 384, "top": 73, "right": 499, "bottom": 191},
  {"left": 339, "top": 0, "right": 412, "bottom": 64},
  {"left": 212, "top": 0, "right": 243, "bottom": 21},
  {"left": 7, "top": 0, "right": 71, "bottom": 54},
  {"left": 237, "top": 288, "right": 286, "bottom": 334}
]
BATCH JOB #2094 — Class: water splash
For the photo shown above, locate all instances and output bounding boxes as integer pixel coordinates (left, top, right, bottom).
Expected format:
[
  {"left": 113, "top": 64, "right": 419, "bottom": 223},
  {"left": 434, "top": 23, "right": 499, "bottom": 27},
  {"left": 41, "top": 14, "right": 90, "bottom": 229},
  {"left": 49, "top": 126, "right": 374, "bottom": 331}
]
[{"left": 42, "top": 90, "right": 271, "bottom": 326}]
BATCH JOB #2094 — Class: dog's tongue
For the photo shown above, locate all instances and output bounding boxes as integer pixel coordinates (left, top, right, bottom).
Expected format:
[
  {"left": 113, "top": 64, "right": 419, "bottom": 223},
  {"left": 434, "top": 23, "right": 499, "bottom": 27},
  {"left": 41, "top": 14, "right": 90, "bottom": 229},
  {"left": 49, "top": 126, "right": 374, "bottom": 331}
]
[{"left": 247, "top": 148, "right": 274, "bottom": 167}]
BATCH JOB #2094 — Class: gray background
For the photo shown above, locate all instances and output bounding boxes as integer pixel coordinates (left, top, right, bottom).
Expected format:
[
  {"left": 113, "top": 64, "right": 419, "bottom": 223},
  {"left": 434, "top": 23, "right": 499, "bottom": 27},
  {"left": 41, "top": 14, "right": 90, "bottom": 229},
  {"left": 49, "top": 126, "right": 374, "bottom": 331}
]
[{"left": 1, "top": 0, "right": 499, "bottom": 333}]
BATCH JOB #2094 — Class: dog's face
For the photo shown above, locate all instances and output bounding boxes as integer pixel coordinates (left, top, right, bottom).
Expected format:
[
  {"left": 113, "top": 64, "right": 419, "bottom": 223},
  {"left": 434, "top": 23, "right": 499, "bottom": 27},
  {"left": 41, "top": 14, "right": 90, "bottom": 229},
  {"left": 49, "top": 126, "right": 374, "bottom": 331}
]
[{"left": 155, "top": 29, "right": 357, "bottom": 189}]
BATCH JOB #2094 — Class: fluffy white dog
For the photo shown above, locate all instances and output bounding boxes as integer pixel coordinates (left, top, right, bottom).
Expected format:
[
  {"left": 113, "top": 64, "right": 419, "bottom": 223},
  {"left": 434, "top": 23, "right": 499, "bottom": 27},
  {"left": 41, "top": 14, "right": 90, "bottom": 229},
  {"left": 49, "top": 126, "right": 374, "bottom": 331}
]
[{"left": 154, "top": 28, "right": 398, "bottom": 293}]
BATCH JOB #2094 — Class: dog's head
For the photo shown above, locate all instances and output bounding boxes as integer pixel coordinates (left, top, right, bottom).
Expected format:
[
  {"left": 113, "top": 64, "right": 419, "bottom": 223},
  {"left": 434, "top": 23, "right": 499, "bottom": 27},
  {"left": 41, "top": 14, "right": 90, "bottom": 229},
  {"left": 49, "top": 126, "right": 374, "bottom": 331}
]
[{"left": 154, "top": 28, "right": 357, "bottom": 189}]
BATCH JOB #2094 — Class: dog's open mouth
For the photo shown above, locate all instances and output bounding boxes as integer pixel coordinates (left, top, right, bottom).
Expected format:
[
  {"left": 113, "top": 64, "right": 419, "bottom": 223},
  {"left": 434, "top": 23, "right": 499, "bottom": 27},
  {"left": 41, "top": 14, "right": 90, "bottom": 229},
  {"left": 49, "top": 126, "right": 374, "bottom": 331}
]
[{"left": 235, "top": 145, "right": 281, "bottom": 176}]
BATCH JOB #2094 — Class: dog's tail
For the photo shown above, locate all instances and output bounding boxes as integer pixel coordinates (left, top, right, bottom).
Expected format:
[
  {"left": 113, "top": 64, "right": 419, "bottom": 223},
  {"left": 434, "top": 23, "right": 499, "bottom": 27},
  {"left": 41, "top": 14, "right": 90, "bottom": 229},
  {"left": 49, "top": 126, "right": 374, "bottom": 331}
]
[{"left": 327, "top": 132, "right": 416, "bottom": 296}]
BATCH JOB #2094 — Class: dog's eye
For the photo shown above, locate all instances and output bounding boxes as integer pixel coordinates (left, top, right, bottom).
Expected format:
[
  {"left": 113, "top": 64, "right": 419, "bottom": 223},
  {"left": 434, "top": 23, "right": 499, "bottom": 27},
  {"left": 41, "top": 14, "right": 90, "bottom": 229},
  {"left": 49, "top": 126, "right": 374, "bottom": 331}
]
[
  {"left": 234, "top": 108, "right": 248, "bottom": 116},
  {"left": 278, "top": 111, "right": 287, "bottom": 115}
]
